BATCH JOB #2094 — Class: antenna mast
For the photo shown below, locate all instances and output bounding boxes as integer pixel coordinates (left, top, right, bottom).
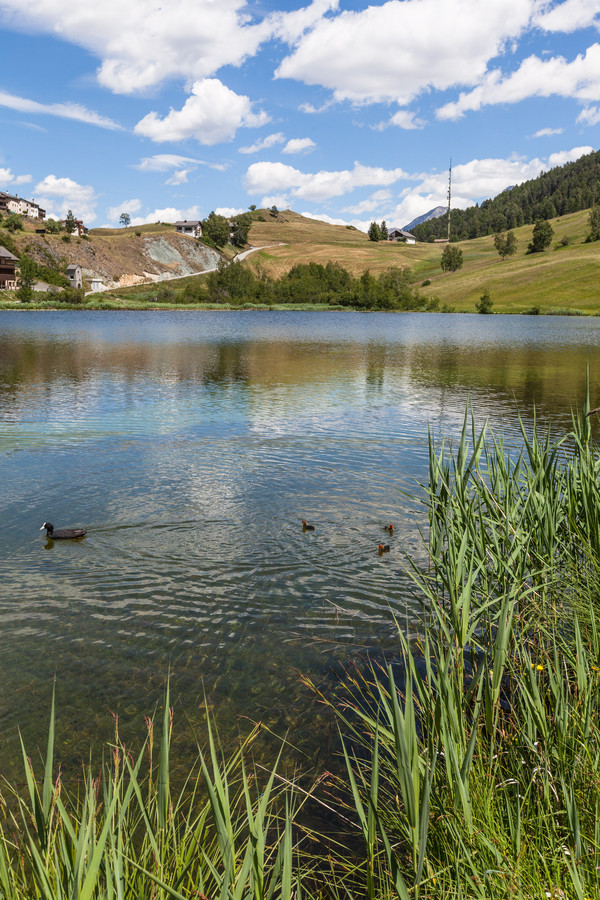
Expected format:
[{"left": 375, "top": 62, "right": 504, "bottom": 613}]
[{"left": 447, "top": 158, "right": 452, "bottom": 242}]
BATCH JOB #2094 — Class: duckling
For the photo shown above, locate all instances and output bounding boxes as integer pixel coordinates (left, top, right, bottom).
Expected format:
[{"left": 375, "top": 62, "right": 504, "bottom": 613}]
[
  {"left": 41, "top": 522, "right": 87, "bottom": 540},
  {"left": 378, "top": 543, "right": 390, "bottom": 554},
  {"left": 384, "top": 523, "right": 394, "bottom": 534},
  {"left": 302, "top": 520, "right": 315, "bottom": 531}
]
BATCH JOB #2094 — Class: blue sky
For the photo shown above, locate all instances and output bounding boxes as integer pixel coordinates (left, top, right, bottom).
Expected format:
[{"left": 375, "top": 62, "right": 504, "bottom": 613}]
[{"left": 0, "top": 0, "right": 598, "bottom": 231}]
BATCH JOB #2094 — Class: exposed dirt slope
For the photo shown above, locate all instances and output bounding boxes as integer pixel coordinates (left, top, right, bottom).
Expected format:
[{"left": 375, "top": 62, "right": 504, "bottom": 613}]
[{"left": 14, "top": 228, "right": 221, "bottom": 288}]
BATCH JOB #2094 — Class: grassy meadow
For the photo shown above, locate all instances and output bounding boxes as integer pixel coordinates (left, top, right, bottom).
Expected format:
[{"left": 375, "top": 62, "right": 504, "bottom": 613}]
[{"left": 245, "top": 208, "right": 600, "bottom": 315}]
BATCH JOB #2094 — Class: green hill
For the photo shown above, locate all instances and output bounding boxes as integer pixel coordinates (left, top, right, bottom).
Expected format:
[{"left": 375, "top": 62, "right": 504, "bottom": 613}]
[
  {"left": 412, "top": 148, "right": 600, "bottom": 241},
  {"left": 242, "top": 207, "right": 600, "bottom": 315}
]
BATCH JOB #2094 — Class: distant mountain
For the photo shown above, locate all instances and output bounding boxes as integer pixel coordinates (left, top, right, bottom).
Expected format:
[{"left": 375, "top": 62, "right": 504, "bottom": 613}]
[
  {"left": 403, "top": 207, "right": 447, "bottom": 232},
  {"left": 411, "top": 149, "right": 600, "bottom": 242}
]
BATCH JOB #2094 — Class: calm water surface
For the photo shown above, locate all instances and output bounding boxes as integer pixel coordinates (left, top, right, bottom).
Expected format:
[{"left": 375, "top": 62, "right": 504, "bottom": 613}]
[{"left": 0, "top": 310, "right": 598, "bottom": 775}]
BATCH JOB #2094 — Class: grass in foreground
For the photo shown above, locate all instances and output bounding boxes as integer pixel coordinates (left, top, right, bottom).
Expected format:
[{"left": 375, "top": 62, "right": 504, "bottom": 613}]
[{"left": 4, "top": 397, "right": 600, "bottom": 897}]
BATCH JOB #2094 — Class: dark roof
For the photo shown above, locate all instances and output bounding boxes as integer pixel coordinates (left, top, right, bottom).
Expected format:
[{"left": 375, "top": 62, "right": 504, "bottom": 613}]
[
  {"left": 174, "top": 220, "right": 201, "bottom": 227},
  {"left": 388, "top": 228, "right": 416, "bottom": 239},
  {"left": 67, "top": 264, "right": 82, "bottom": 272},
  {"left": 0, "top": 191, "right": 41, "bottom": 208},
  {"left": 0, "top": 245, "right": 18, "bottom": 261}
]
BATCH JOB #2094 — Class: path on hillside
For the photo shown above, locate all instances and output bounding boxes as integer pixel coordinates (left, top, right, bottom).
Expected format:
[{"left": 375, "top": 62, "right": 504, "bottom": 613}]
[{"left": 85, "top": 243, "right": 286, "bottom": 295}]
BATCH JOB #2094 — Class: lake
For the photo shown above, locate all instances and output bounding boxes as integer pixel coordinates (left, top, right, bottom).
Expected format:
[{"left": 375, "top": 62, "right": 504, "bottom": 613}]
[{"left": 0, "top": 309, "right": 598, "bottom": 776}]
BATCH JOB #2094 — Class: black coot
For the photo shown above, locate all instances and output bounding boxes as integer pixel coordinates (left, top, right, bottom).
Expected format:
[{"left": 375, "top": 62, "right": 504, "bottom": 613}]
[{"left": 41, "top": 522, "right": 87, "bottom": 540}]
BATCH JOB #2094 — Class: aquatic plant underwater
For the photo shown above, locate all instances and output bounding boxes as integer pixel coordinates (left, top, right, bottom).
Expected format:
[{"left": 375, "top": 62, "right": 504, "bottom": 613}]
[{"left": 4, "top": 394, "right": 600, "bottom": 898}]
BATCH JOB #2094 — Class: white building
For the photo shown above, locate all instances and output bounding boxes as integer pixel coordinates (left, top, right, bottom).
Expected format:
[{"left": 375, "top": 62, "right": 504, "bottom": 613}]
[
  {"left": 0, "top": 192, "right": 45, "bottom": 219},
  {"left": 174, "top": 220, "right": 202, "bottom": 238},
  {"left": 388, "top": 228, "right": 416, "bottom": 244}
]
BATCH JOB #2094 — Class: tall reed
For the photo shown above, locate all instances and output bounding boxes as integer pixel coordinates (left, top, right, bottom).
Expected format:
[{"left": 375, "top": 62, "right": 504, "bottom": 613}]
[{"left": 331, "top": 400, "right": 600, "bottom": 897}]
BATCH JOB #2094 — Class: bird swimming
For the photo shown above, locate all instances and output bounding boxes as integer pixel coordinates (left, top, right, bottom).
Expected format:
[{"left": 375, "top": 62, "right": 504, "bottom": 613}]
[
  {"left": 40, "top": 522, "right": 87, "bottom": 540},
  {"left": 384, "top": 523, "right": 394, "bottom": 534},
  {"left": 302, "top": 520, "right": 315, "bottom": 531},
  {"left": 378, "top": 543, "right": 390, "bottom": 553}
]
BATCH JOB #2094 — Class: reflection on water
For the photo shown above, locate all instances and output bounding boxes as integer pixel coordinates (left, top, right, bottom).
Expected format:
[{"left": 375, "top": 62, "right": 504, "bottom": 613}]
[{"left": 0, "top": 310, "right": 599, "bottom": 776}]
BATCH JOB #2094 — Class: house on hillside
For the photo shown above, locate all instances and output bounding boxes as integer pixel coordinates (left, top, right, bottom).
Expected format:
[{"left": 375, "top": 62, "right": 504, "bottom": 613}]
[
  {"left": 174, "top": 220, "right": 202, "bottom": 238},
  {"left": 0, "top": 245, "right": 18, "bottom": 290},
  {"left": 67, "top": 263, "right": 83, "bottom": 289},
  {"left": 0, "top": 191, "right": 45, "bottom": 219},
  {"left": 60, "top": 218, "right": 87, "bottom": 236},
  {"left": 388, "top": 228, "right": 416, "bottom": 244}
]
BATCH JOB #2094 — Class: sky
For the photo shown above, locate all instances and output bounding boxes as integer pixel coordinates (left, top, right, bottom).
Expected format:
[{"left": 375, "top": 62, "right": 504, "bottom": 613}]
[{"left": 0, "top": 0, "right": 599, "bottom": 232}]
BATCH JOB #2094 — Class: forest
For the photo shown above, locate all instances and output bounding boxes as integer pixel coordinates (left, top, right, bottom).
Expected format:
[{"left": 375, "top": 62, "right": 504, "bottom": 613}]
[{"left": 412, "top": 148, "right": 600, "bottom": 241}]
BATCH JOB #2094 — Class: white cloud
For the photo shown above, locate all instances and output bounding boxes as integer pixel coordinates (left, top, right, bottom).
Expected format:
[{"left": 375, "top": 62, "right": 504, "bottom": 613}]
[
  {"left": 374, "top": 109, "right": 426, "bottom": 131},
  {"left": 215, "top": 206, "right": 246, "bottom": 217},
  {"left": 165, "top": 169, "right": 192, "bottom": 185},
  {"left": 126, "top": 205, "right": 203, "bottom": 227},
  {"left": 577, "top": 105, "right": 600, "bottom": 125},
  {"left": 546, "top": 146, "right": 594, "bottom": 166},
  {"left": 106, "top": 199, "right": 142, "bottom": 222},
  {"left": 137, "top": 154, "right": 204, "bottom": 172},
  {"left": 534, "top": 0, "right": 600, "bottom": 33},
  {"left": 282, "top": 137, "right": 316, "bottom": 154},
  {"left": 260, "top": 194, "right": 290, "bottom": 209},
  {"left": 0, "top": 167, "right": 32, "bottom": 187},
  {"left": 245, "top": 160, "right": 407, "bottom": 202},
  {"left": 0, "top": 0, "right": 337, "bottom": 94},
  {"left": 299, "top": 100, "right": 335, "bottom": 114},
  {"left": 437, "top": 44, "right": 600, "bottom": 119},
  {"left": 532, "top": 126, "right": 564, "bottom": 137},
  {"left": 34, "top": 175, "right": 99, "bottom": 222},
  {"left": 342, "top": 189, "right": 392, "bottom": 215},
  {"left": 239, "top": 133, "right": 285, "bottom": 154},
  {"left": 276, "top": 0, "right": 535, "bottom": 104},
  {"left": 135, "top": 153, "right": 228, "bottom": 185},
  {"left": 135, "top": 78, "right": 269, "bottom": 145},
  {"left": 299, "top": 211, "right": 354, "bottom": 227},
  {"left": 0, "top": 88, "right": 122, "bottom": 129}
]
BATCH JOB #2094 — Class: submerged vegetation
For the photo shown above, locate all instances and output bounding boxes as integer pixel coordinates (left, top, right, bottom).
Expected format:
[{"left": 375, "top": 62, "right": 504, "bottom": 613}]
[{"left": 4, "top": 400, "right": 600, "bottom": 896}]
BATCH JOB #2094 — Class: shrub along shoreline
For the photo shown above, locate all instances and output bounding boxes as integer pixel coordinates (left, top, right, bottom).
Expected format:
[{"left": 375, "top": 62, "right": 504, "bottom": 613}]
[{"left": 2, "top": 399, "right": 600, "bottom": 897}]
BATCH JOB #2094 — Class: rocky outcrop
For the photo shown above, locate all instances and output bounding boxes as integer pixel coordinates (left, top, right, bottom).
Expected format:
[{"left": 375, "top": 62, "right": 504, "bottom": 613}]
[{"left": 17, "top": 231, "right": 221, "bottom": 289}]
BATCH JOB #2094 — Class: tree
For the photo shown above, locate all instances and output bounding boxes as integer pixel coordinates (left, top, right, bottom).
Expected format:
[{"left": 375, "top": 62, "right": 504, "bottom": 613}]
[
  {"left": 527, "top": 218, "right": 553, "bottom": 253},
  {"left": 44, "top": 218, "right": 62, "bottom": 233},
  {"left": 119, "top": 212, "right": 131, "bottom": 228},
  {"left": 248, "top": 204, "right": 257, "bottom": 212},
  {"left": 440, "top": 244, "right": 463, "bottom": 272},
  {"left": 587, "top": 204, "right": 600, "bottom": 242},
  {"left": 475, "top": 289, "right": 494, "bottom": 313},
  {"left": 64, "top": 210, "right": 77, "bottom": 234},
  {"left": 201, "top": 211, "right": 230, "bottom": 248},
  {"left": 5, "top": 213, "right": 24, "bottom": 233},
  {"left": 368, "top": 221, "right": 381, "bottom": 242},
  {"left": 270, "top": 205, "right": 279, "bottom": 217},
  {"left": 230, "top": 213, "right": 252, "bottom": 248},
  {"left": 493, "top": 230, "right": 517, "bottom": 260},
  {"left": 17, "top": 253, "right": 37, "bottom": 302},
  {"left": 380, "top": 220, "right": 389, "bottom": 241}
]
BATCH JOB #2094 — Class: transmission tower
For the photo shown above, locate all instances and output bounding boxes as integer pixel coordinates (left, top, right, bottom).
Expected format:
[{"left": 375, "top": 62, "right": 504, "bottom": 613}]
[{"left": 447, "top": 159, "right": 452, "bottom": 242}]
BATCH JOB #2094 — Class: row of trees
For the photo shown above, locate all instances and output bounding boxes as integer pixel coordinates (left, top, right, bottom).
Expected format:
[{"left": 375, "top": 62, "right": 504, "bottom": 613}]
[
  {"left": 368, "top": 220, "right": 389, "bottom": 241},
  {"left": 200, "top": 211, "right": 252, "bottom": 249},
  {"left": 178, "top": 260, "right": 435, "bottom": 310}
]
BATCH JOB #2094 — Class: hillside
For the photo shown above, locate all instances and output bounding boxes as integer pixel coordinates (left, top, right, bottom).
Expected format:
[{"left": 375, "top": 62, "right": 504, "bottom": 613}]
[
  {"left": 242, "top": 206, "right": 600, "bottom": 314},
  {"left": 412, "top": 148, "right": 600, "bottom": 241},
  {"left": 243, "top": 209, "right": 427, "bottom": 276},
  {"left": 6, "top": 223, "right": 221, "bottom": 289},
  {"left": 2, "top": 206, "right": 599, "bottom": 314}
]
